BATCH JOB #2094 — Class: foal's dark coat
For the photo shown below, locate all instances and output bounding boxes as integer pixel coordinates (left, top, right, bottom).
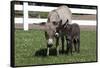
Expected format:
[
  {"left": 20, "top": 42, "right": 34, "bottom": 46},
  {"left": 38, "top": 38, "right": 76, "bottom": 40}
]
[{"left": 65, "top": 23, "right": 80, "bottom": 54}]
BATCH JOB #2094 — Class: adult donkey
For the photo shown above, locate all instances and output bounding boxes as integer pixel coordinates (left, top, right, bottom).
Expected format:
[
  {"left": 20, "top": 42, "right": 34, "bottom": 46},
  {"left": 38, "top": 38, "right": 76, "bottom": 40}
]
[
  {"left": 47, "top": 5, "right": 72, "bottom": 54},
  {"left": 47, "top": 5, "right": 72, "bottom": 52}
]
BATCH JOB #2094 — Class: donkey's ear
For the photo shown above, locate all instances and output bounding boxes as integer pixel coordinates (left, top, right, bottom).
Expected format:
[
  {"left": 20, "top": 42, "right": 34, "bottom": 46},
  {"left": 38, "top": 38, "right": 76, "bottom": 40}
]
[
  {"left": 58, "top": 20, "right": 62, "bottom": 26},
  {"left": 47, "top": 18, "right": 50, "bottom": 22},
  {"left": 65, "top": 19, "right": 69, "bottom": 24},
  {"left": 59, "top": 20, "right": 62, "bottom": 24},
  {"left": 40, "top": 22, "right": 46, "bottom": 25},
  {"left": 59, "top": 19, "right": 62, "bottom": 23}
]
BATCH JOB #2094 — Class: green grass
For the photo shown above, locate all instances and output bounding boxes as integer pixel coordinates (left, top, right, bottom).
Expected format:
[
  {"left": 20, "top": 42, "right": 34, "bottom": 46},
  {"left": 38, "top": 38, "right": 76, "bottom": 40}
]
[{"left": 15, "top": 29, "right": 97, "bottom": 66}]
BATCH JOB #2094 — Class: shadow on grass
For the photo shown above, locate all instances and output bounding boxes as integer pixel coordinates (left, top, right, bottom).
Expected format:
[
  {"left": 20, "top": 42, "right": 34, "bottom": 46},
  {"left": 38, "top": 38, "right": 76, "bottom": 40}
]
[{"left": 34, "top": 48, "right": 64, "bottom": 57}]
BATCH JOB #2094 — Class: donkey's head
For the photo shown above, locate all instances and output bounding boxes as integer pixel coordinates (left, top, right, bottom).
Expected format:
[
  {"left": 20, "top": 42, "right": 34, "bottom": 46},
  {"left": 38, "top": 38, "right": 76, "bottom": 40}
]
[
  {"left": 47, "top": 10, "right": 62, "bottom": 28},
  {"left": 45, "top": 23, "right": 59, "bottom": 47}
]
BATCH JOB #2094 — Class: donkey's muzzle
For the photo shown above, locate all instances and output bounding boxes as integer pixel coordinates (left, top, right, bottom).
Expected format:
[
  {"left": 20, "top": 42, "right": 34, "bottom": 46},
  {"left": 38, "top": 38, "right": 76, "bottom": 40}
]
[
  {"left": 47, "top": 39, "right": 53, "bottom": 47},
  {"left": 47, "top": 44, "right": 53, "bottom": 48}
]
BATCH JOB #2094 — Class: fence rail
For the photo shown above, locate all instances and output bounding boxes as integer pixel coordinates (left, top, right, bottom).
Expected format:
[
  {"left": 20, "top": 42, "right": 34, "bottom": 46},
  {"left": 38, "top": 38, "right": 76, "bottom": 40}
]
[
  {"left": 14, "top": 1, "right": 97, "bottom": 30},
  {"left": 15, "top": 18, "right": 96, "bottom": 26},
  {"left": 15, "top": 5, "right": 96, "bottom": 14}
]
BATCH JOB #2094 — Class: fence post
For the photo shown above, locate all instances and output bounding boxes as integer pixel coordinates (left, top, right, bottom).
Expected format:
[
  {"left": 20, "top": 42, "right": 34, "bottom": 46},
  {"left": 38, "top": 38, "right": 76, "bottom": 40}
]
[{"left": 23, "top": 2, "right": 28, "bottom": 30}]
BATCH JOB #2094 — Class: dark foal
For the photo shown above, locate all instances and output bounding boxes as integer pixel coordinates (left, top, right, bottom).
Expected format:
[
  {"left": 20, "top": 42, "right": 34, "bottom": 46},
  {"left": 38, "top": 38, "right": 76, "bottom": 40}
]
[
  {"left": 65, "top": 23, "right": 80, "bottom": 54},
  {"left": 55, "top": 20, "right": 69, "bottom": 53}
]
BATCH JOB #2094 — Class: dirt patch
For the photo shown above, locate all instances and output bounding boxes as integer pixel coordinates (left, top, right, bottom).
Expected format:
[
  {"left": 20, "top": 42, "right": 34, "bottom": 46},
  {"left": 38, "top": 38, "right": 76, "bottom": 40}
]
[
  {"left": 72, "top": 14, "right": 96, "bottom": 20},
  {"left": 15, "top": 23, "right": 96, "bottom": 31}
]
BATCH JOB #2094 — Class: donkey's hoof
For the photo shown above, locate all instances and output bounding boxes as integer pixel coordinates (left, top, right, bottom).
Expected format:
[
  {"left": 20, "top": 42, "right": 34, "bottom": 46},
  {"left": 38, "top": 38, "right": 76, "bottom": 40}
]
[{"left": 47, "top": 54, "right": 49, "bottom": 56}]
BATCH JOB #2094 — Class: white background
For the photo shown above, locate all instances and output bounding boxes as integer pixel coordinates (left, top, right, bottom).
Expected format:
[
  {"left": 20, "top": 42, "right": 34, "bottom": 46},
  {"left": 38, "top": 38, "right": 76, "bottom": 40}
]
[{"left": 0, "top": 0, "right": 100, "bottom": 68}]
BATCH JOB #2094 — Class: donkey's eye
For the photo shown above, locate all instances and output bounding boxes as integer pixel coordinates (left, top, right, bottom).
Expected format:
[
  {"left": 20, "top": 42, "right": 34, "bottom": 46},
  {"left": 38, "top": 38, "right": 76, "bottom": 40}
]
[{"left": 53, "top": 22, "right": 57, "bottom": 25}]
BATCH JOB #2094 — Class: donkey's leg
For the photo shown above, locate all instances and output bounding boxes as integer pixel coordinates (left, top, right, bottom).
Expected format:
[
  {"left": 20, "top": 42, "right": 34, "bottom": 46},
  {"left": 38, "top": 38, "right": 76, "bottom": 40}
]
[
  {"left": 56, "top": 37, "right": 59, "bottom": 56},
  {"left": 61, "top": 36, "right": 64, "bottom": 53},
  {"left": 47, "top": 47, "right": 49, "bottom": 56},
  {"left": 57, "top": 45, "right": 59, "bottom": 56}
]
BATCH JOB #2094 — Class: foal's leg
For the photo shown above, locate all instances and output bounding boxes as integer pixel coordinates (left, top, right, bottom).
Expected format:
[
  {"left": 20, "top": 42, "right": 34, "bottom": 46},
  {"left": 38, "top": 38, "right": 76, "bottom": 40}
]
[
  {"left": 66, "top": 36, "right": 72, "bottom": 55},
  {"left": 68, "top": 39, "right": 73, "bottom": 55},
  {"left": 61, "top": 36, "right": 64, "bottom": 53},
  {"left": 70, "top": 42, "right": 73, "bottom": 55},
  {"left": 66, "top": 36, "right": 69, "bottom": 54},
  {"left": 74, "top": 44, "right": 77, "bottom": 53},
  {"left": 66, "top": 40, "right": 72, "bottom": 55},
  {"left": 56, "top": 37, "right": 59, "bottom": 56},
  {"left": 74, "top": 39, "right": 77, "bottom": 52},
  {"left": 75, "top": 36, "right": 80, "bottom": 53},
  {"left": 66, "top": 41, "right": 70, "bottom": 54},
  {"left": 77, "top": 38, "right": 80, "bottom": 53}
]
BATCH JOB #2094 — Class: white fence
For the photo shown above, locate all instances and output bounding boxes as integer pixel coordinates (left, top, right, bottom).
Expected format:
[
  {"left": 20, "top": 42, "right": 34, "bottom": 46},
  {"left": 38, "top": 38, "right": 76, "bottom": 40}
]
[{"left": 14, "top": 1, "right": 97, "bottom": 30}]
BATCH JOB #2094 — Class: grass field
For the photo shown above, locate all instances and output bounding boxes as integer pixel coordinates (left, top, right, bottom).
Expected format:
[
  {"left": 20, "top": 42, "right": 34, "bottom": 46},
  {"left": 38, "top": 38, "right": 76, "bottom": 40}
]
[{"left": 15, "top": 29, "right": 97, "bottom": 66}]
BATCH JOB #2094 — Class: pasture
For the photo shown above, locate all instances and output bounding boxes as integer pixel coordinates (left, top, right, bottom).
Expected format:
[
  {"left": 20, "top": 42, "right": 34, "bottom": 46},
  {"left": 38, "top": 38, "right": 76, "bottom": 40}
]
[{"left": 15, "top": 29, "right": 97, "bottom": 66}]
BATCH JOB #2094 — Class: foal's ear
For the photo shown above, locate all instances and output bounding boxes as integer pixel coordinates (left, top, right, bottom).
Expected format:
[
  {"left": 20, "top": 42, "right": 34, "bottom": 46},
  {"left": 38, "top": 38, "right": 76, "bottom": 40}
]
[{"left": 63, "top": 19, "right": 69, "bottom": 28}]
